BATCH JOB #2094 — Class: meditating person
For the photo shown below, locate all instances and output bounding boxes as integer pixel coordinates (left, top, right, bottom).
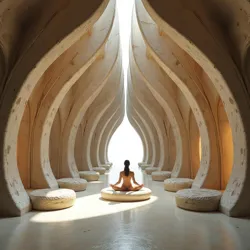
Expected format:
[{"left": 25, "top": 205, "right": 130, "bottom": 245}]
[{"left": 110, "top": 160, "right": 144, "bottom": 191}]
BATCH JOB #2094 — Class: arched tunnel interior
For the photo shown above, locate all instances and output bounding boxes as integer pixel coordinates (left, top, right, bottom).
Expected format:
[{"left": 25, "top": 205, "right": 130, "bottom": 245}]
[{"left": 0, "top": 0, "right": 250, "bottom": 249}]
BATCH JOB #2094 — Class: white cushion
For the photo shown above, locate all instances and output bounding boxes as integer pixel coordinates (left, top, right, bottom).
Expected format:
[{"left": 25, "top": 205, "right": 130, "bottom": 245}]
[
  {"left": 29, "top": 188, "right": 76, "bottom": 211},
  {"left": 101, "top": 187, "right": 152, "bottom": 202},
  {"left": 99, "top": 164, "right": 111, "bottom": 170},
  {"left": 140, "top": 164, "right": 152, "bottom": 170},
  {"left": 145, "top": 167, "right": 158, "bottom": 175},
  {"left": 176, "top": 189, "right": 222, "bottom": 212},
  {"left": 92, "top": 167, "right": 106, "bottom": 175},
  {"left": 152, "top": 171, "right": 171, "bottom": 181},
  {"left": 79, "top": 171, "right": 100, "bottom": 181},
  {"left": 57, "top": 178, "right": 87, "bottom": 192},
  {"left": 164, "top": 178, "right": 193, "bottom": 192}
]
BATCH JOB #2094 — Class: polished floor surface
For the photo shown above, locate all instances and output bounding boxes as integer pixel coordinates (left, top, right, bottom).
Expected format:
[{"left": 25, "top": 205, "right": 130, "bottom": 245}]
[{"left": 1, "top": 167, "right": 250, "bottom": 250}]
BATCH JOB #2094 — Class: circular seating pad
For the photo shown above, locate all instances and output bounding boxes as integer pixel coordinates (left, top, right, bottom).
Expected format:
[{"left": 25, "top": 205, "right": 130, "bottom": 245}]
[
  {"left": 140, "top": 164, "right": 152, "bottom": 170},
  {"left": 164, "top": 178, "right": 193, "bottom": 192},
  {"left": 152, "top": 171, "right": 171, "bottom": 181},
  {"left": 79, "top": 171, "right": 100, "bottom": 181},
  {"left": 145, "top": 167, "right": 158, "bottom": 175},
  {"left": 99, "top": 164, "right": 112, "bottom": 170},
  {"left": 138, "top": 162, "right": 146, "bottom": 167},
  {"left": 92, "top": 167, "right": 106, "bottom": 175},
  {"left": 101, "top": 187, "right": 152, "bottom": 202},
  {"left": 57, "top": 178, "right": 87, "bottom": 192},
  {"left": 175, "top": 189, "right": 222, "bottom": 212},
  {"left": 29, "top": 188, "right": 76, "bottom": 211}
]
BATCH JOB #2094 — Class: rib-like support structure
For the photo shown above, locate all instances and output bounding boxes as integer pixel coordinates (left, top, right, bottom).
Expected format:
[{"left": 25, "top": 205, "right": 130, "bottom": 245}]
[{"left": 0, "top": 0, "right": 250, "bottom": 218}]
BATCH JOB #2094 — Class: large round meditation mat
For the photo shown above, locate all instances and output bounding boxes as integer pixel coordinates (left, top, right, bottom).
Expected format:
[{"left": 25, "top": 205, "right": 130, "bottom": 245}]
[{"left": 101, "top": 187, "right": 152, "bottom": 202}]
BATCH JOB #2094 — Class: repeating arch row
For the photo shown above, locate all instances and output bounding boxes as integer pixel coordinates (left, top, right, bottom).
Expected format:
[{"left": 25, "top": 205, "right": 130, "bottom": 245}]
[
  {"left": 126, "top": 0, "right": 250, "bottom": 217},
  {"left": 0, "top": 0, "right": 124, "bottom": 217}
]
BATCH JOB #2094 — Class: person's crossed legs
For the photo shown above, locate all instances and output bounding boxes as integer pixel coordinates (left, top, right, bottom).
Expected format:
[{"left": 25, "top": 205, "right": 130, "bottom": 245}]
[{"left": 110, "top": 184, "right": 144, "bottom": 191}]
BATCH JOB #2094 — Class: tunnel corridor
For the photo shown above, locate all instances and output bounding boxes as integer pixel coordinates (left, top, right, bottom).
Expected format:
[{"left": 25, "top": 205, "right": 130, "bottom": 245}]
[{"left": 0, "top": 0, "right": 250, "bottom": 248}]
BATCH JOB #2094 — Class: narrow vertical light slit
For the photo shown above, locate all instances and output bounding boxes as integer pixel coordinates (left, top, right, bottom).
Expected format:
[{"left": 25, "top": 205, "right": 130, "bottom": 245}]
[{"left": 107, "top": 0, "right": 143, "bottom": 183}]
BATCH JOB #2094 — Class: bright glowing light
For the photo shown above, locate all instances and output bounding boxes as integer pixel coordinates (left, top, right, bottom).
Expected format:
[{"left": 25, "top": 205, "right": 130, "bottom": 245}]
[
  {"left": 30, "top": 193, "right": 158, "bottom": 223},
  {"left": 107, "top": 0, "right": 143, "bottom": 183}
]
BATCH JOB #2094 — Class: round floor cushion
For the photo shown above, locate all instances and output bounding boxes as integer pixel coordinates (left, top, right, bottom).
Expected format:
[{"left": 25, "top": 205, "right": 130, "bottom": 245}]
[
  {"left": 152, "top": 171, "right": 171, "bottom": 181},
  {"left": 79, "top": 171, "right": 100, "bottom": 181},
  {"left": 57, "top": 178, "right": 87, "bottom": 192},
  {"left": 164, "top": 178, "right": 193, "bottom": 192},
  {"left": 92, "top": 167, "right": 106, "bottom": 175},
  {"left": 99, "top": 164, "right": 112, "bottom": 170},
  {"left": 101, "top": 187, "right": 152, "bottom": 202},
  {"left": 29, "top": 188, "right": 76, "bottom": 211},
  {"left": 175, "top": 189, "right": 222, "bottom": 212},
  {"left": 140, "top": 164, "right": 152, "bottom": 170},
  {"left": 145, "top": 167, "right": 158, "bottom": 175}
]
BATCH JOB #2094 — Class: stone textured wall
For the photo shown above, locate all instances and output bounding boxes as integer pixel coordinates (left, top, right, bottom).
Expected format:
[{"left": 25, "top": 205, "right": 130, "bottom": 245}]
[{"left": 0, "top": 0, "right": 250, "bottom": 218}]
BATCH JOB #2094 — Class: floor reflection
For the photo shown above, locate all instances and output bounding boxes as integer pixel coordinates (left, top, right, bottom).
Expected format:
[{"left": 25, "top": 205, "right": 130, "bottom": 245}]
[{"left": 0, "top": 174, "right": 250, "bottom": 250}]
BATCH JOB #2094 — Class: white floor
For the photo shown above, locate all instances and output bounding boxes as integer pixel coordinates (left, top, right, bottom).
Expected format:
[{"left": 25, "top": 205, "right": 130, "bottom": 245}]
[{"left": 1, "top": 167, "right": 250, "bottom": 250}]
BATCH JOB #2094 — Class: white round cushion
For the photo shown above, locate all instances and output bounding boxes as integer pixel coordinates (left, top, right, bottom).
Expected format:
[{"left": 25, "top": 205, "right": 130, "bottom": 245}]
[
  {"left": 79, "top": 171, "right": 100, "bottom": 181},
  {"left": 57, "top": 178, "right": 87, "bottom": 192},
  {"left": 145, "top": 167, "right": 158, "bottom": 175},
  {"left": 101, "top": 187, "right": 152, "bottom": 202},
  {"left": 164, "top": 178, "right": 193, "bottom": 192},
  {"left": 99, "top": 164, "right": 111, "bottom": 170},
  {"left": 140, "top": 164, "right": 152, "bottom": 170},
  {"left": 92, "top": 167, "right": 106, "bottom": 175},
  {"left": 29, "top": 188, "right": 76, "bottom": 211},
  {"left": 138, "top": 162, "right": 146, "bottom": 167},
  {"left": 176, "top": 189, "right": 222, "bottom": 212},
  {"left": 152, "top": 171, "right": 171, "bottom": 181}
]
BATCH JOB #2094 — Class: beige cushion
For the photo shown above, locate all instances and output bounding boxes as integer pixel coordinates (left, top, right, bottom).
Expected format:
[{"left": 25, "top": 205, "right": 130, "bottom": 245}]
[
  {"left": 29, "top": 188, "right": 76, "bottom": 211},
  {"left": 138, "top": 162, "right": 146, "bottom": 167},
  {"left": 145, "top": 167, "right": 158, "bottom": 175},
  {"left": 99, "top": 164, "right": 111, "bottom": 170},
  {"left": 139, "top": 164, "right": 152, "bottom": 170},
  {"left": 79, "top": 171, "right": 100, "bottom": 181},
  {"left": 92, "top": 167, "right": 106, "bottom": 175},
  {"left": 101, "top": 187, "right": 152, "bottom": 202},
  {"left": 176, "top": 189, "right": 222, "bottom": 212},
  {"left": 152, "top": 171, "right": 171, "bottom": 181},
  {"left": 164, "top": 178, "right": 193, "bottom": 192},
  {"left": 57, "top": 178, "right": 87, "bottom": 192}
]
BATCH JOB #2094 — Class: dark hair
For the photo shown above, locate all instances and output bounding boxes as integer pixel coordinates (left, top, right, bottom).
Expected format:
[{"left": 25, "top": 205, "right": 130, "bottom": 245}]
[{"left": 124, "top": 160, "right": 130, "bottom": 176}]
